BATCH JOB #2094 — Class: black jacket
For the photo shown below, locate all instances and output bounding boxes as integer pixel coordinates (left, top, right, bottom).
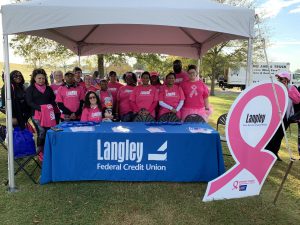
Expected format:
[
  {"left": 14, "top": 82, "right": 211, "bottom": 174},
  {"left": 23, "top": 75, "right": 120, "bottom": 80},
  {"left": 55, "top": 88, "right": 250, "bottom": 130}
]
[
  {"left": 2, "top": 84, "right": 31, "bottom": 129},
  {"left": 25, "top": 85, "right": 56, "bottom": 117}
]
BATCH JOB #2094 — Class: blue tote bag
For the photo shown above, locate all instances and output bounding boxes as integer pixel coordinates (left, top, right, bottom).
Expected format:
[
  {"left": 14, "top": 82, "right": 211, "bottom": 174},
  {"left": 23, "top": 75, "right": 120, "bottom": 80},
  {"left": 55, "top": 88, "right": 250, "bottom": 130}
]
[{"left": 13, "top": 127, "right": 36, "bottom": 158}]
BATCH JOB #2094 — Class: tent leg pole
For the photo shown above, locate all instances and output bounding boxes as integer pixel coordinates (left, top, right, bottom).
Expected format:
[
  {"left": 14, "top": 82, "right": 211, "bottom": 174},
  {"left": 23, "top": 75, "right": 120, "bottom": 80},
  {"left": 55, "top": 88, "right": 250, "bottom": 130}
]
[
  {"left": 3, "top": 35, "right": 17, "bottom": 192},
  {"left": 245, "top": 37, "right": 253, "bottom": 88},
  {"left": 78, "top": 56, "right": 81, "bottom": 67},
  {"left": 273, "top": 160, "right": 294, "bottom": 204}
]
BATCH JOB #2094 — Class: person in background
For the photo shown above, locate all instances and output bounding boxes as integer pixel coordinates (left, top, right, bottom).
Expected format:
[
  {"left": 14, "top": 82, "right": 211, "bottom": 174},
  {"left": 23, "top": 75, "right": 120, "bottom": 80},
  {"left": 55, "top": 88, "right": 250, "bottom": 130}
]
[
  {"left": 116, "top": 72, "right": 137, "bottom": 121},
  {"left": 80, "top": 91, "right": 102, "bottom": 122},
  {"left": 180, "top": 64, "right": 210, "bottom": 121},
  {"left": 56, "top": 71, "right": 85, "bottom": 121},
  {"left": 49, "top": 71, "right": 54, "bottom": 84},
  {"left": 1, "top": 70, "right": 31, "bottom": 129},
  {"left": 266, "top": 71, "right": 300, "bottom": 161},
  {"left": 150, "top": 71, "right": 162, "bottom": 89},
  {"left": 92, "top": 71, "right": 100, "bottom": 86},
  {"left": 107, "top": 71, "right": 123, "bottom": 113},
  {"left": 50, "top": 70, "right": 64, "bottom": 124},
  {"left": 150, "top": 71, "right": 162, "bottom": 118},
  {"left": 158, "top": 72, "right": 185, "bottom": 120},
  {"left": 84, "top": 75, "right": 98, "bottom": 93},
  {"left": 173, "top": 59, "right": 189, "bottom": 85},
  {"left": 130, "top": 71, "right": 158, "bottom": 118},
  {"left": 50, "top": 70, "right": 64, "bottom": 95},
  {"left": 73, "top": 67, "right": 86, "bottom": 91},
  {"left": 25, "top": 69, "right": 56, "bottom": 159}
]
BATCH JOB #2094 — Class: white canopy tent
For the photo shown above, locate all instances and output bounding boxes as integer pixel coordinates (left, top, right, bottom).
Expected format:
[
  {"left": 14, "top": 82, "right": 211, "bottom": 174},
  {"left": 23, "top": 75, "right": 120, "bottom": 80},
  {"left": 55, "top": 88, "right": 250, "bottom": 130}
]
[{"left": 1, "top": 0, "right": 255, "bottom": 190}]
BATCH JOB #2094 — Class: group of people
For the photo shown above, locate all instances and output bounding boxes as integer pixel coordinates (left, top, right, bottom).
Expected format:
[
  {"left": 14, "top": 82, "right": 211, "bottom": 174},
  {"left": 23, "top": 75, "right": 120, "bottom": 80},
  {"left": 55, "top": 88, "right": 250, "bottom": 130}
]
[{"left": 1, "top": 60, "right": 210, "bottom": 160}]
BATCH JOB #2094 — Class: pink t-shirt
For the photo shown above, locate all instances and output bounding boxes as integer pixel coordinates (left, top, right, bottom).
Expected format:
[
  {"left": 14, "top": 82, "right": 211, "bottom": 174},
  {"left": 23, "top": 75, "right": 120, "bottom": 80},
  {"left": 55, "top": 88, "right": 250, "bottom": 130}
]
[
  {"left": 56, "top": 85, "right": 85, "bottom": 113},
  {"left": 108, "top": 82, "right": 124, "bottom": 103},
  {"left": 130, "top": 85, "right": 158, "bottom": 117},
  {"left": 175, "top": 71, "right": 189, "bottom": 85},
  {"left": 117, "top": 85, "right": 135, "bottom": 116},
  {"left": 50, "top": 83, "right": 63, "bottom": 113},
  {"left": 180, "top": 80, "right": 209, "bottom": 109},
  {"left": 34, "top": 104, "right": 56, "bottom": 127},
  {"left": 98, "top": 90, "right": 113, "bottom": 109},
  {"left": 80, "top": 106, "right": 102, "bottom": 122},
  {"left": 288, "top": 85, "right": 300, "bottom": 104},
  {"left": 50, "top": 83, "right": 64, "bottom": 95},
  {"left": 78, "top": 81, "right": 87, "bottom": 93},
  {"left": 158, "top": 85, "right": 185, "bottom": 116},
  {"left": 86, "top": 85, "right": 98, "bottom": 93}
]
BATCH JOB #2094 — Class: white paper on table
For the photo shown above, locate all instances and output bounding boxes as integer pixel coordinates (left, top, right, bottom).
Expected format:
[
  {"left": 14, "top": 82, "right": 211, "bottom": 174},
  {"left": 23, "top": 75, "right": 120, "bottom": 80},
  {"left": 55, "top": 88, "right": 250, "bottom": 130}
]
[
  {"left": 188, "top": 127, "right": 213, "bottom": 134},
  {"left": 112, "top": 126, "right": 131, "bottom": 133},
  {"left": 146, "top": 127, "right": 166, "bottom": 133},
  {"left": 70, "top": 126, "right": 95, "bottom": 132}
]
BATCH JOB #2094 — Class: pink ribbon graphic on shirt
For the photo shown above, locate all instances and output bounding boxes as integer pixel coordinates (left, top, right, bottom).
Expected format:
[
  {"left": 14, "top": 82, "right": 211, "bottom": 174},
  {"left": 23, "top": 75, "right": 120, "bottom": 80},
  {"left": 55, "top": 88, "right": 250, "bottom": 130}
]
[
  {"left": 204, "top": 82, "right": 287, "bottom": 199},
  {"left": 189, "top": 85, "right": 198, "bottom": 98}
]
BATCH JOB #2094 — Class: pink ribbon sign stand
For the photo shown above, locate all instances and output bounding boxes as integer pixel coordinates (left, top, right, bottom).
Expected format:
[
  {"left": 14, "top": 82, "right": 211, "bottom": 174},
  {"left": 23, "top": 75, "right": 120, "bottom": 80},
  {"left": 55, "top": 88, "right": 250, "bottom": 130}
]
[{"left": 203, "top": 81, "right": 288, "bottom": 201}]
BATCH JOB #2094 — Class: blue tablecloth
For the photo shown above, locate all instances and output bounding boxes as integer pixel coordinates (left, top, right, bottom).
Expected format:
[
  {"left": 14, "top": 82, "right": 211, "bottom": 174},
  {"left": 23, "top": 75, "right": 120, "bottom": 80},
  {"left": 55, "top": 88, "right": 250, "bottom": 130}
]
[{"left": 41, "top": 122, "right": 225, "bottom": 184}]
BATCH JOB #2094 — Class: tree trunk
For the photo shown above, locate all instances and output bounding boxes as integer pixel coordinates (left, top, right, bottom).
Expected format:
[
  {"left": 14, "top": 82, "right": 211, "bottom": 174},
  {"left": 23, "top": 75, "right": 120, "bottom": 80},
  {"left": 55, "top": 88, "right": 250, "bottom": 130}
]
[
  {"left": 210, "top": 60, "right": 217, "bottom": 96},
  {"left": 97, "top": 54, "right": 105, "bottom": 79}
]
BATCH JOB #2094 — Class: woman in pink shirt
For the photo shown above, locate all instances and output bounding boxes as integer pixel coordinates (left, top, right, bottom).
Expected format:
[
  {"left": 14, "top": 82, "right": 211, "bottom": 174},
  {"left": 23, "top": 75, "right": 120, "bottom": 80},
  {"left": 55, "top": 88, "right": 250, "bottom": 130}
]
[
  {"left": 84, "top": 75, "right": 99, "bottom": 93},
  {"left": 130, "top": 71, "right": 158, "bottom": 119},
  {"left": 158, "top": 72, "right": 185, "bottom": 120},
  {"left": 50, "top": 70, "right": 64, "bottom": 95},
  {"left": 50, "top": 70, "right": 64, "bottom": 124},
  {"left": 180, "top": 64, "right": 210, "bottom": 121},
  {"left": 116, "top": 72, "right": 137, "bottom": 121},
  {"left": 81, "top": 91, "right": 102, "bottom": 122},
  {"left": 108, "top": 71, "right": 124, "bottom": 102}
]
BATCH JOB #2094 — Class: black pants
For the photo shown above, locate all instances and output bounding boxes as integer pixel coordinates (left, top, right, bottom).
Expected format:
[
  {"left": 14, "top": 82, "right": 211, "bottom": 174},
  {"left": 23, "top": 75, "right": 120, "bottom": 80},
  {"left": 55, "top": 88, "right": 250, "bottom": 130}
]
[{"left": 265, "top": 116, "right": 290, "bottom": 156}]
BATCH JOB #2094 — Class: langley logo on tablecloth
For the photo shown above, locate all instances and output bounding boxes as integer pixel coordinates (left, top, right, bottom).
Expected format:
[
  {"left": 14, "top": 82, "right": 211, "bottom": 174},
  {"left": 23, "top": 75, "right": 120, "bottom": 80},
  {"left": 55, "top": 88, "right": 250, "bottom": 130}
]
[{"left": 96, "top": 139, "right": 167, "bottom": 171}]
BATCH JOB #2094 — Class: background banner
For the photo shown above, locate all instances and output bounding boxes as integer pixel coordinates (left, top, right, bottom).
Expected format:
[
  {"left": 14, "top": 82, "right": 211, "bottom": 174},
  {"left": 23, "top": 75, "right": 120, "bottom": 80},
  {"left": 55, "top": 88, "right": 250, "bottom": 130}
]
[{"left": 203, "top": 81, "right": 288, "bottom": 201}]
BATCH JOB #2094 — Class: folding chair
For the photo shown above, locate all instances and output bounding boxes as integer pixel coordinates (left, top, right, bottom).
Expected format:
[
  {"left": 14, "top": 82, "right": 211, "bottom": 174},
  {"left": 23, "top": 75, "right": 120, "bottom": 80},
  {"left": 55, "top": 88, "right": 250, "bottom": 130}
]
[
  {"left": 216, "top": 113, "right": 231, "bottom": 156},
  {"left": 0, "top": 124, "right": 41, "bottom": 184},
  {"left": 158, "top": 112, "right": 181, "bottom": 122},
  {"left": 133, "top": 114, "right": 156, "bottom": 122},
  {"left": 216, "top": 113, "right": 227, "bottom": 142},
  {"left": 184, "top": 114, "right": 205, "bottom": 123}
]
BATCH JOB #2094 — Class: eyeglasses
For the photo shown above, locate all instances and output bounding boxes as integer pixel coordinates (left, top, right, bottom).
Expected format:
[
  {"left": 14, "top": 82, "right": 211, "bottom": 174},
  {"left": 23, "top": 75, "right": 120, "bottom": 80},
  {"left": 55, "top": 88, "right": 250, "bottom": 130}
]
[
  {"left": 89, "top": 96, "right": 96, "bottom": 100},
  {"left": 13, "top": 74, "right": 22, "bottom": 79}
]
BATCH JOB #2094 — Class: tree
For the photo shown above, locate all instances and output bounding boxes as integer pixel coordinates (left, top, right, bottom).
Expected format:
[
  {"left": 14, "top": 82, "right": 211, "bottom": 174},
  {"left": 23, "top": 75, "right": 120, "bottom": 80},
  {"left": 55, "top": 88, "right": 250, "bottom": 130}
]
[
  {"left": 200, "top": 0, "right": 267, "bottom": 96},
  {"left": 10, "top": 34, "right": 75, "bottom": 69}
]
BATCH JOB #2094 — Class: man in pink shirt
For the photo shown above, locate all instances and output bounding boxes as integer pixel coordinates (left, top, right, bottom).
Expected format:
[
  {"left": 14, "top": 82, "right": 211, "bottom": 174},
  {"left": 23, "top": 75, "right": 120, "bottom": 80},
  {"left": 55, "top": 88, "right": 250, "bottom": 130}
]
[
  {"left": 173, "top": 60, "right": 189, "bottom": 85},
  {"left": 56, "top": 72, "right": 85, "bottom": 121}
]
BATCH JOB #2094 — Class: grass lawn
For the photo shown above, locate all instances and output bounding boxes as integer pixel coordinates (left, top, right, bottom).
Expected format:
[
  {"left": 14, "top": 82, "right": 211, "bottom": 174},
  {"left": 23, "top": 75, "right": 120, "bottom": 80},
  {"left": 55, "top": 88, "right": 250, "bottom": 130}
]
[{"left": 0, "top": 88, "right": 299, "bottom": 225}]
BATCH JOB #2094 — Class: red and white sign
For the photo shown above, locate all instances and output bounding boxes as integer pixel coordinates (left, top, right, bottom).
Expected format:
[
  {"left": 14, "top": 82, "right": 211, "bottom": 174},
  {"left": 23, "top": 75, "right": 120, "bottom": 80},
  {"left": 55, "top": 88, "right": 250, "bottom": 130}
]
[{"left": 203, "top": 81, "right": 288, "bottom": 201}]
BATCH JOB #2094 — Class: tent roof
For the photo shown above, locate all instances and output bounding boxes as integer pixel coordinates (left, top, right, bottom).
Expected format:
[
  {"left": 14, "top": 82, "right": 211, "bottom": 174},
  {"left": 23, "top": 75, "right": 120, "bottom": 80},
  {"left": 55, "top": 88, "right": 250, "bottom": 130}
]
[{"left": 1, "top": 0, "right": 255, "bottom": 58}]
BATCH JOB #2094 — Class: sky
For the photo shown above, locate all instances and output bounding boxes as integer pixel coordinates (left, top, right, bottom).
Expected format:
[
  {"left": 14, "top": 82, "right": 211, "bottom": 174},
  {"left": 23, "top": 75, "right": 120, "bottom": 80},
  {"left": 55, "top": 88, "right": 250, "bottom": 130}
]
[{"left": 0, "top": 0, "right": 300, "bottom": 71}]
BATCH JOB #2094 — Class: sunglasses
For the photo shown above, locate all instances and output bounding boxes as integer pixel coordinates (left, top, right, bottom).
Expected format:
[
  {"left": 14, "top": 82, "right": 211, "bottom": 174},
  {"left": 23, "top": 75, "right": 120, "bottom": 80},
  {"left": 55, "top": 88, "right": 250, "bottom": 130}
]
[
  {"left": 13, "top": 74, "right": 22, "bottom": 78},
  {"left": 89, "top": 96, "right": 96, "bottom": 100}
]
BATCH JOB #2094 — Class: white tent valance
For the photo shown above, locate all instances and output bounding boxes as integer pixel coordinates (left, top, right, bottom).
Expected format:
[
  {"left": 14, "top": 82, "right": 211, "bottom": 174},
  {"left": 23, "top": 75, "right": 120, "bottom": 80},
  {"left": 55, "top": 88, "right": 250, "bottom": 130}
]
[{"left": 1, "top": 0, "right": 255, "bottom": 58}]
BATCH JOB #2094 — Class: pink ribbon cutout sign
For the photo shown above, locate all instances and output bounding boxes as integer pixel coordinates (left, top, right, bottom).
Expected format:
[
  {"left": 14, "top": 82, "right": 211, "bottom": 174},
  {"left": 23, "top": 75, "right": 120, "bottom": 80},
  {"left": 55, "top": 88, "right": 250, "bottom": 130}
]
[{"left": 203, "top": 81, "right": 288, "bottom": 201}]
